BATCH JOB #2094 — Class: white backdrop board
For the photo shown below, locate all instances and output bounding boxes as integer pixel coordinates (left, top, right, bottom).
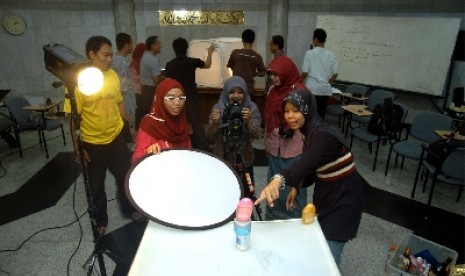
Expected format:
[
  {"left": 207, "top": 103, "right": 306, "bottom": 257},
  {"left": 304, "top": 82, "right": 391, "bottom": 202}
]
[
  {"left": 317, "top": 15, "right": 461, "bottom": 96},
  {"left": 189, "top": 37, "right": 242, "bottom": 87}
]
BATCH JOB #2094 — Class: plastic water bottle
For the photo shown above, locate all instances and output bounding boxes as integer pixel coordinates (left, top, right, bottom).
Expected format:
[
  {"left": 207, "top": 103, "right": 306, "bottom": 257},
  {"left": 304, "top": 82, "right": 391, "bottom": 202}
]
[
  {"left": 234, "top": 198, "right": 253, "bottom": 250},
  {"left": 234, "top": 218, "right": 251, "bottom": 250}
]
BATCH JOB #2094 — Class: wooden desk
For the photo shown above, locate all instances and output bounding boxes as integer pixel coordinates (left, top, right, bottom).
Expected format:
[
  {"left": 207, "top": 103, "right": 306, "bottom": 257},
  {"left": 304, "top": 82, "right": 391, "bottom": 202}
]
[
  {"left": 22, "top": 101, "right": 60, "bottom": 112},
  {"left": 341, "top": 105, "right": 373, "bottom": 137},
  {"left": 197, "top": 86, "right": 265, "bottom": 124},
  {"left": 23, "top": 102, "right": 62, "bottom": 120},
  {"left": 341, "top": 104, "right": 372, "bottom": 116},
  {"left": 434, "top": 130, "right": 465, "bottom": 141},
  {"left": 340, "top": 92, "right": 369, "bottom": 102},
  {"left": 450, "top": 106, "right": 465, "bottom": 113}
]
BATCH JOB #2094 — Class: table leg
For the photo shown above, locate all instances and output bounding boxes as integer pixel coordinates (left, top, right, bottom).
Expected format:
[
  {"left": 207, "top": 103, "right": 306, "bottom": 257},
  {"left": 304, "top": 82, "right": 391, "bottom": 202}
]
[
  {"left": 344, "top": 113, "right": 352, "bottom": 139},
  {"left": 342, "top": 111, "right": 347, "bottom": 134}
]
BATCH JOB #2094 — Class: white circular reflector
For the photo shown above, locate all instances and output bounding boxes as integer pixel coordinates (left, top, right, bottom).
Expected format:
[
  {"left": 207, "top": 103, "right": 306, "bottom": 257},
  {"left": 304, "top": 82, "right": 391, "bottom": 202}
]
[{"left": 126, "top": 149, "right": 242, "bottom": 230}]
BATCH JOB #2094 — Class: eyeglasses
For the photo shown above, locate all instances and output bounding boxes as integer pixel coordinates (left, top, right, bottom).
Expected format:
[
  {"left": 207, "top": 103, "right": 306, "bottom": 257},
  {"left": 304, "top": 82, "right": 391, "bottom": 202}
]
[{"left": 164, "top": 95, "right": 187, "bottom": 102}]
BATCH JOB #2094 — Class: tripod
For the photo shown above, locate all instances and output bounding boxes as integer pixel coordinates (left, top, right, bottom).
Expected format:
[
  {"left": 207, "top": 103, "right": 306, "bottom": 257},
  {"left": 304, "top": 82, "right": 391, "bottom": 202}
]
[
  {"left": 223, "top": 133, "right": 263, "bottom": 221},
  {"left": 66, "top": 85, "right": 107, "bottom": 276}
]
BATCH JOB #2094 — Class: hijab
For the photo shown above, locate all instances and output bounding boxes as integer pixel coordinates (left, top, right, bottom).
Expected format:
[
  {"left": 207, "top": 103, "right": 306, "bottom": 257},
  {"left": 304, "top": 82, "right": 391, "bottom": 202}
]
[
  {"left": 130, "top": 43, "right": 145, "bottom": 74},
  {"left": 139, "top": 78, "right": 190, "bottom": 147},
  {"left": 265, "top": 56, "right": 306, "bottom": 132},
  {"left": 283, "top": 88, "right": 348, "bottom": 149},
  {"left": 216, "top": 76, "right": 256, "bottom": 148},
  {"left": 217, "top": 76, "right": 252, "bottom": 113}
]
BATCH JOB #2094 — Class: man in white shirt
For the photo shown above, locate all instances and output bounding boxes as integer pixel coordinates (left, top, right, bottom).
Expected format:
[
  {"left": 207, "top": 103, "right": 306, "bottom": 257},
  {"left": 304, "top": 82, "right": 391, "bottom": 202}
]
[{"left": 301, "top": 28, "right": 338, "bottom": 119}]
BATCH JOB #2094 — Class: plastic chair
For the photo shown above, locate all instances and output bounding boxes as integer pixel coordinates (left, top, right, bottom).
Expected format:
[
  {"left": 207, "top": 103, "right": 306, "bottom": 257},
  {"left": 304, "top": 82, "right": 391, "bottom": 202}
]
[
  {"left": 350, "top": 101, "right": 409, "bottom": 171},
  {"left": 327, "top": 84, "right": 369, "bottom": 126},
  {"left": 413, "top": 146, "right": 465, "bottom": 205},
  {"left": 0, "top": 114, "right": 13, "bottom": 132},
  {"left": 350, "top": 89, "right": 394, "bottom": 127},
  {"left": 384, "top": 111, "right": 453, "bottom": 176},
  {"left": 0, "top": 113, "right": 16, "bottom": 146},
  {"left": 3, "top": 96, "right": 66, "bottom": 158}
]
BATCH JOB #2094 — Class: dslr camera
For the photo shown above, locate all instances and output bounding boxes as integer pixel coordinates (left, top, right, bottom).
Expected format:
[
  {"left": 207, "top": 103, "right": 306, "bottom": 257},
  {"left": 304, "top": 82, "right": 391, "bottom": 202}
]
[{"left": 221, "top": 100, "right": 243, "bottom": 138}]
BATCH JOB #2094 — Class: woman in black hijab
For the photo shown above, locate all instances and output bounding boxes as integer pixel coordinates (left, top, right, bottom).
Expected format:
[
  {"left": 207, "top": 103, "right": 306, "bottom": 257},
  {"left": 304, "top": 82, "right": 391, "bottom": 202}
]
[{"left": 255, "top": 88, "right": 364, "bottom": 266}]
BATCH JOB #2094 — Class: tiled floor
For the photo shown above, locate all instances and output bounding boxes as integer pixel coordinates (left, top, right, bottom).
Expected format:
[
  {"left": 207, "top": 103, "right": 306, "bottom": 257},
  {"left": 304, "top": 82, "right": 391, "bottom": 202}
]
[{"left": 0, "top": 92, "right": 463, "bottom": 275}]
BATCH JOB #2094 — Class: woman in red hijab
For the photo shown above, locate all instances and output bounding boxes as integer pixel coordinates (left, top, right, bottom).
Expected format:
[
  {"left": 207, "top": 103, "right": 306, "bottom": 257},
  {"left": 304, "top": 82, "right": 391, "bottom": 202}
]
[
  {"left": 132, "top": 78, "right": 191, "bottom": 163},
  {"left": 263, "top": 55, "right": 309, "bottom": 220}
]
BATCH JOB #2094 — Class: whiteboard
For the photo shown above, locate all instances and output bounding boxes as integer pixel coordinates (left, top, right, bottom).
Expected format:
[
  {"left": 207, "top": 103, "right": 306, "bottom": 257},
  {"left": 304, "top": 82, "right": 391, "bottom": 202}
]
[{"left": 317, "top": 15, "right": 461, "bottom": 96}]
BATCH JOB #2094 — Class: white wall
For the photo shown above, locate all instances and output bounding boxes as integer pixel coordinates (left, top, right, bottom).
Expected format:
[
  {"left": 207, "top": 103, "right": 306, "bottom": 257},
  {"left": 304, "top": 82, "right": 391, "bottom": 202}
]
[
  {"left": 0, "top": 0, "right": 269, "bottom": 97},
  {"left": 0, "top": 0, "right": 464, "bottom": 99}
]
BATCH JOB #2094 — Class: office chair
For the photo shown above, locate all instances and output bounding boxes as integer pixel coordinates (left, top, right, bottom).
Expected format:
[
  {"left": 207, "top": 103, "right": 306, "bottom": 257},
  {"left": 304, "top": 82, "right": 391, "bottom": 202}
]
[
  {"left": 350, "top": 101, "right": 408, "bottom": 171},
  {"left": 384, "top": 111, "right": 453, "bottom": 176},
  {"left": 4, "top": 95, "right": 66, "bottom": 158},
  {"left": 413, "top": 146, "right": 465, "bottom": 205}
]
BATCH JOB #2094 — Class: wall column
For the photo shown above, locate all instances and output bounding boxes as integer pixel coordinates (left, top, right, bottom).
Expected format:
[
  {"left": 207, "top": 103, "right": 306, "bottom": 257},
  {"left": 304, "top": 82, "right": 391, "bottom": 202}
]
[
  {"left": 112, "top": 0, "right": 137, "bottom": 41},
  {"left": 267, "top": 0, "right": 289, "bottom": 63}
]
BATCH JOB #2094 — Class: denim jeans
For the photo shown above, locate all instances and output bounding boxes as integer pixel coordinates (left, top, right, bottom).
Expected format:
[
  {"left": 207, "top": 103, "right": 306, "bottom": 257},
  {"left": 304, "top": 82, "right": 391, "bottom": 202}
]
[{"left": 327, "top": 239, "right": 346, "bottom": 267}]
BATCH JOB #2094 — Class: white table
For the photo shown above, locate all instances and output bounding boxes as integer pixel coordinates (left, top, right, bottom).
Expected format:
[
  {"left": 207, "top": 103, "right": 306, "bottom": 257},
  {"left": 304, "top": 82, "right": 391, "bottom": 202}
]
[{"left": 129, "top": 218, "right": 340, "bottom": 276}]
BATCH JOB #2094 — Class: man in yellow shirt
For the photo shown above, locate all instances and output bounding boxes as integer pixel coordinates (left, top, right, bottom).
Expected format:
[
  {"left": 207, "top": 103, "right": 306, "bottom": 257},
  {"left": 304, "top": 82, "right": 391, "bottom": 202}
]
[{"left": 64, "top": 36, "right": 139, "bottom": 236}]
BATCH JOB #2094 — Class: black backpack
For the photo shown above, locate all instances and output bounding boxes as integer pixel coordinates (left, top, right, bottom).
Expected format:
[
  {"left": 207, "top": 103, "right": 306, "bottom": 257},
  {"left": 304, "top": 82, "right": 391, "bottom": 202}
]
[
  {"left": 368, "top": 97, "right": 403, "bottom": 138},
  {"left": 426, "top": 134, "right": 465, "bottom": 167}
]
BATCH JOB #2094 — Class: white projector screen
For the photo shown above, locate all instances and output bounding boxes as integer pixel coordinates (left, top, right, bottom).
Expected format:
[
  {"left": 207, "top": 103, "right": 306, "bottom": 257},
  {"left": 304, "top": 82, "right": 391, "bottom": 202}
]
[{"left": 317, "top": 15, "right": 461, "bottom": 96}]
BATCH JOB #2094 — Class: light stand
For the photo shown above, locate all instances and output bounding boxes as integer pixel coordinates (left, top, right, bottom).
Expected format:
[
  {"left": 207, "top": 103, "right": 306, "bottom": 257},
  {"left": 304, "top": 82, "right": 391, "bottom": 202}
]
[
  {"left": 221, "top": 118, "right": 262, "bottom": 221},
  {"left": 43, "top": 44, "right": 108, "bottom": 275},
  {"left": 66, "top": 84, "right": 107, "bottom": 276}
]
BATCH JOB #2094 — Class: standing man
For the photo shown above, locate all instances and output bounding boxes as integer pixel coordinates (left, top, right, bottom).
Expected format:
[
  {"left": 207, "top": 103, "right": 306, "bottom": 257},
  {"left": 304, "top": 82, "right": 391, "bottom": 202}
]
[
  {"left": 112, "top": 32, "right": 136, "bottom": 134},
  {"left": 64, "top": 36, "right": 140, "bottom": 236},
  {"left": 265, "top": 35, "right": 285, "bottom": 95},
  {"left": 164, "top": 37, "right": 214, "bottom": 150},
  {"left": 301, "top": 28, "right": 338, "bottom": 120},
  {"left": 138, "top": 36, "right": 163, "bottom": 129},
  {"left": 269, "top": 35, "right": 285, "bottom": 58},
  {"left": 227, "top": 29, "right": 266, "bottom": 92}
]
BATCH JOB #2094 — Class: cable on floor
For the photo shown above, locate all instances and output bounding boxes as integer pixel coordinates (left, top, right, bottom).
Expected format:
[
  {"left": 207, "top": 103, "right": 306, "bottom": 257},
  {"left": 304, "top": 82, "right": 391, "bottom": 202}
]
[
  {"left": 67, "top": 161, "right": 84, "bottom": 276},
  {"left": 0, "top": 153, "right": 117, "bottom": 275}
]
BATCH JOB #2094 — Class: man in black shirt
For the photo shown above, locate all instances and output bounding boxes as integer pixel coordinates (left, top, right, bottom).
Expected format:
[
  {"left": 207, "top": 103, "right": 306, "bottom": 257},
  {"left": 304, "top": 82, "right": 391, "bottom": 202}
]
[{"left": 165, "top": 37, "right": 214, "bottom": 150}]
